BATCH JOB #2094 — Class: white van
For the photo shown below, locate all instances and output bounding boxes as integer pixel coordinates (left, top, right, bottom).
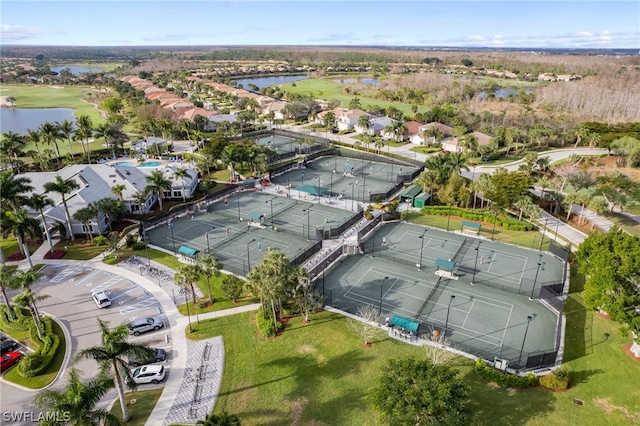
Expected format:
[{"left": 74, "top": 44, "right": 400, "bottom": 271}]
[{"left": 92, "top": 291, "right": 111, "bottom": 308}]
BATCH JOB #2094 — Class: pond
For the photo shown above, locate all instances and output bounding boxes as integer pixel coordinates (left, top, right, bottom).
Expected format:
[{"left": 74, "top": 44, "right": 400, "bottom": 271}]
[
  {"left": 50, "top": 65, "right": 103, "bottom": 75},
  {"left": 0, "top": 107, "right": 76, "bottom": 134},
  {"left": 478, "top": 88, "right": 534, "bottom": 98},
  {"left": 233, "top": 75, "right": 309, "bottom": 90},
  {"left": 333, "top": 78, "right": 380, "bottom": 86}
]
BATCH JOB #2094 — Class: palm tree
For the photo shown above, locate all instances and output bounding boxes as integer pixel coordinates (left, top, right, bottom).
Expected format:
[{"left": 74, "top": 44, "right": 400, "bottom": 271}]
[
  {"left": 221, "top": 144, "right": 241, "bottom": 183},
  {"left": 0, "top": 265, "right": 24, "bottom": 321},
  {"left": 76, "top": 114, "right": 94, "bottom": 163},
  {"left": 174, "top": 167, "right": 189, "bottom": 203},
  {"left": 95, "top": 198, "right": 124, "bottom": 232},
  {"left": 0, "top": 209, "right": 41, "bottom": 270},
  {"left": 423, "top": 126, "right": 444, "bottom": 145},
  {"left": 75, "top": 319, "right": 155, "bottom": 423},
  {"left": 196, "top": 412, "right": 241, "bottom": 426},
  {"left": 111, "top": 184, "right": 126, "bottom": 201},
  {"left": 39, "top": 122, "right": 62, "bottom": 168},
  {"left": 56, "top": 119, "right": 76, "bottom": 160},
  {"left": 26, "top": 193, "right": 54, "bottom": 252},
  {"left": 246, "top": 250, "right": 292, "bottom": 331},
  {"left": 73, "top": 206, "right": 96, "bottom": 243},
  {"left": 174, "top": 263, "right": 200, "bottom": 304},
  {"left": 1, "top": 131, "right": 25, "bottom": 172},
  {"left": 357, "top": 115, "right": 371, "bottom": 134},
  {"left": 26, "top": 129, "right": 44, "bottom": 167},
  {"left": 144, "top": 170, "right": 172, "bottom": 211},
  {"left": 33, "top": 368, "right": 121, "bottom": 426},
  {"left": 196, "top": 254, "right": 223, "bottom": 304},
  {"left": 573, "top": 124, "right": 590, "bottom": 150},
  {"left": 44, "top": 175, "right": 80, "bottom": 241},
  {"left": 0, "top": 170, "right": 34, "bottom": 212},
  {"left": 446, "top": 152, "right": 470, "bottom": 175},
  {"left": 13, "top": 280, "right": 48, "bottom": 339}
]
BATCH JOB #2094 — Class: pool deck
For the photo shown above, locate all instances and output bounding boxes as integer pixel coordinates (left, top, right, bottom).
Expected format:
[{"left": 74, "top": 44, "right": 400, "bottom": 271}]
[{"left": 103, "top": 155, "right": 189, "bottom": 168}]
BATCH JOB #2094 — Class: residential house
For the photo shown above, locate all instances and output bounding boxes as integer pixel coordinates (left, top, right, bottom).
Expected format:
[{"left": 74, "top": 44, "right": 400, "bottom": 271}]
[
  {"left": 411, "top": 122, "right": 454, "bottom": 145},
  {"left": 372, "top": 117, "right": 399, "bottom": 140},
  {"left": 335, "top": 109, "right": 371, "bottom": 132},
  {"left": 442, "top": 131, "right": 493, "bottom": 153}
]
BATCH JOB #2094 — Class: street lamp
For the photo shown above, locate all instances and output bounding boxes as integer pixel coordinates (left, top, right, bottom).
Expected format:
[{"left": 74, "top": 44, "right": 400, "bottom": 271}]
[
  {"left": 303, "top": 207, "right": 312, "bottom": 240},
  {"left": 530, "top": 258, "right": 543, "bottom": 300},
  {"left": 517, "top": 315, "right": 534, "bottom": 371},
  {"left": 237, "top": 195, "right": 241, "bottom": 221},
  {"left": 265, "top": 197, "right": 276, "bottom": 229},
  {"left": 472, "top": 243, "right": 480, "bottom": 285},
  {"left": 418, "top": 229, "right": 428, "bottom": 270},
  {"left": 539, "top": 218, "right": 549, "bottom": 251},
  {"left": 206, "top": 230, "right": 210, "bottom": 254},
  {"left": 246, "top": 238, "right": 256, "bottom": 273},
  {"left": 330, "top": 169, "right": 335, "bottom": 197},
  {"left": 379, "top": 276, "right": 389, "bottom": 315},
  {"left": 301, "top": 170, "right": 305, "bottom": 185},
  {"left": 182, "top": 288, "right": 193, "bottom": 333},
  {"left": 362, "top": 173, "right": 367, "bottom": 203},
  {"left": 446, "top": 204, "right": 453, "bottom": 231},
  {"left": 444, "top": 295, "right": 456, "bottom": 335},
  {"left": 371, "top": 218, "right": 377, "bottom": 258}
]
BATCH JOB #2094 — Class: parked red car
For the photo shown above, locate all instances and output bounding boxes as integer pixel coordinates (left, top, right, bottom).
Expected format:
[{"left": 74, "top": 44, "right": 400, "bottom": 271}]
[{"left": 1, "top": 351, "right": 23, "bottom": 372}]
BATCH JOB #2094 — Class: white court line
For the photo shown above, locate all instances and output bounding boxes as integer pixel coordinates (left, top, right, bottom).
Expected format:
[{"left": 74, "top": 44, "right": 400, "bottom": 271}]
[
  {"left": 461, "top": 299, "right": 476, "bottom": 329},
  {"left": 519, "top": 256, "right": 528, "bottom": 287},
  {"left": 500, "top": 304, "right": 514, "bottom": 345}
]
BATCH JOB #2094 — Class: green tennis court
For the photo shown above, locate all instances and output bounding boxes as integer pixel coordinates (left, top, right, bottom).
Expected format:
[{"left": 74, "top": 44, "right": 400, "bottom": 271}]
[
  {"left": 146, "top": 191, "right": 358, "bottom": 275},
  {"left": 322, "top": 222, "right": 565, "bottom": 370}
]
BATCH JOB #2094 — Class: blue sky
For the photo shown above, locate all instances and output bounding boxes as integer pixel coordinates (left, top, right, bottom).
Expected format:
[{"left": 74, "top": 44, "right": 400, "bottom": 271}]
[{"left": 2, "top": 1, "right": 638, "bottom": 48}]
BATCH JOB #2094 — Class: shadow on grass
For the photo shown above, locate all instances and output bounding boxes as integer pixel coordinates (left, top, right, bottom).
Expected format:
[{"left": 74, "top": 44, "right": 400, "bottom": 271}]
[
  {"left": 570, "top": 368, "right": 605, "bottom": 386},
  {"left": 563, "top": 294, "right": 593, "bottom": 362},
  {"left": 462, "top": 368, "right": 556, "bottom": 425}
]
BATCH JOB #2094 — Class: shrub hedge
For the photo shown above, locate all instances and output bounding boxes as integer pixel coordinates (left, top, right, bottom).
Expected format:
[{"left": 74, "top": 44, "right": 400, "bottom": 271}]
[
  {"left": 475, "top": 358, "right": 538, "bottom": 388},
  {"left": 420, "top": 206, "right": 536, "bottom": 231},
  {"left": 131, "top": 242, "right": 146, "bottom": 250},
  {"left": 0, "top": 305, "right": 61, "bottom": 378},
  {"left": 539, "top": 367, "right": 571, "bottom": 391},
  {"left": 256, "top": 306, "right": 278, "bottom": 337}
]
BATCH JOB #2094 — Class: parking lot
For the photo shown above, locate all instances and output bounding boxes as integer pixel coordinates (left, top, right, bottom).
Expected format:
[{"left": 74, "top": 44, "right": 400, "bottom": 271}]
[{"left": 0, "top": 264, "right": 172, "bottom": 422}]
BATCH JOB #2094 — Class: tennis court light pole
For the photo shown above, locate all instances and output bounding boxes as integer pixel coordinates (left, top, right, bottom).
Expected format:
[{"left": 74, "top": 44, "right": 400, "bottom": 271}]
[
  {"left": 539, "top": 218, "right": 549, "bottom": 251},
  {"left": 236, "top": 195, "right": 241, "bottom": 221},
  {"left": 446, "top": 204, "right": 453, "bottom": 231},
  {"left": 379, "top": 276, "right": 389, "bottom": 315},
  {"left": 246, "top": 238, "right": 256, "bottom": 273},
  {"left": 491, "top": 210, "right": 498, "bottom": 240},
  {"left": 517, "top": 315, "right": 534, "bottom": 371},
  {"left": 418, "top": 229, "right": 428, "bottom": 270},
  {"left": 265, "top": 197, "right": 276, "bottom": 229},
  {"left": 169, "top": 221, "right": 177, "bottom": 254},
  {"left": 349, "top": 182, "right": 355, "bottom": 211},
  {"left": 529, "top": 260, "right": 543, "bottom": 300},
  {"left": 472, "top": 243, "right": 480, "bottom": 285},
  {"left": 445, "top": 295, "right": 456, "bottom": 336},
  {"left": 206, "top": 230, "right": 210, "bottom": 254},
  {"left": 303, "top": 207, "right": 312, "bottom": 240}
]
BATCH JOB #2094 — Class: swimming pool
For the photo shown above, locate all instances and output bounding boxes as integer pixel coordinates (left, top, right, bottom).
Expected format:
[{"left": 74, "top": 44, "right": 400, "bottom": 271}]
[
  {"left": 115, "top": 161, "right": 134, "bottom": 167},
  {"left": 138, "top": 161, "right": 161, "bottom": 168}
]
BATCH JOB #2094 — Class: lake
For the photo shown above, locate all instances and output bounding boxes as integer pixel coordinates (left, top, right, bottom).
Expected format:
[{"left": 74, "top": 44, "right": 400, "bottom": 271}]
[
  {"left": 0, "top": 108, "right": 76, "bottom": 134},
  {"left": 233, "top": 75, "right": 309, "bottom": 89},
  {"left": 478, "top": 88, "right": 534, "bottom": 98},
  {"left": 51, "top": 65, "right": 103, "bottom": 75},
  {"left": 333, "top": 78, "right": 380, "bottom": 86}
]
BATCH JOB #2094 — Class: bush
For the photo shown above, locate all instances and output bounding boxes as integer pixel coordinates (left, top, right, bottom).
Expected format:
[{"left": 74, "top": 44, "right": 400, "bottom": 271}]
[
  {"left": 125, "top": 234, "right": 136, "bottom": 248},
  {"left": 93, "top": 235, "right": 108, "bottom": 246},
  {"left": 420, "top": 206, "right": 535, "bottom": 231},
  {"left": 7, "top": 252, "right": 25, "bottom": 261},
  {"left": 44, "top": 250, "right": 66, "bottom": 260},
  {"left": 540, "top": 367, "right": 570, "bottom": 391},
  {"left": 256, "top": 306, "right": 277, "bottom": 337},
  {"left": 131, "top": 242, "right": 146, "bottom": 251},
  {"left": 475, "top": 358, "right": 538, "bottom": 388}
]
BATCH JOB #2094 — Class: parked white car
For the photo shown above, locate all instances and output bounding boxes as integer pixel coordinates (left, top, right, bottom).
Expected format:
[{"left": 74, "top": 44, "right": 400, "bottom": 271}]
[
  {"left": 92, "top": 291, "right": 111, "bottom": 308},
  {"left": 130, "top": 364, "right": 166, "bottom": 384}
]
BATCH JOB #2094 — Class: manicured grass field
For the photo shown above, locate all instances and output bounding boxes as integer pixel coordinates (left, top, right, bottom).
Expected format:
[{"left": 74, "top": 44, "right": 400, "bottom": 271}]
[
  {"left": 110, "top": 389, "right": 163, "bottom": 426},
  {"left": 279, "top": 78, "right": 430, "bottom": 116},
  {"left": 602, "top": 212, "right": 640, "bottom": 236},
  {"left": 0, "top": 237, "right": 41, "bottom": 259},
  {"left": 1, "top": 84, "right": 105, "bottom": 122},
  {"left": 189, "top": 265, "right": 640, "bottom": 425},
  {"left": 53, "top": 61, "right": 127, "bottom": 72},
  {"left": 2, "top": 319, "right": 67, "bottom": 389},
  {"left": 52, "top": 239, "right": 107, "bottom": 260}
]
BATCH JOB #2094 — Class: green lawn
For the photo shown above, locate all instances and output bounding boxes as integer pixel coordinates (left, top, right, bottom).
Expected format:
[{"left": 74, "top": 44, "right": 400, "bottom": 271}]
[
  {"left": 110, "top": 389, "right": 163, "bottom": 426},
  {"left": 1, "top": 319, "right": 67, "bottom": 389},
  {"left": 279, "top": 78, "right": 430, "bottom": 116},
  {"left": 53, "top": 61, "right": 127, "bottom": 72},
  {"left": 404, "top": 211, "right": 556, "bottom": 251},
  {"left": 409, "top": 145, "right": 442, "bottom": 155},
  {"left": 0, "top": 237, "right": 41, "bottom": 259},
  {"left": 51, "top": 239, "right": 107, "bottom": 260},
  {"left": 602, "top": 212, "right": 640, "bottom": 236}
]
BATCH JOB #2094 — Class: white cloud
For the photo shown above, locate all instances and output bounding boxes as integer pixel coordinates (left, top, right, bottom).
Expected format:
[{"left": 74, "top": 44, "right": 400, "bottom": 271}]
[
  {"left": 577, "top": 31, "right": 593, "bottom": 37},
  {"left": 0, "top": 24, "right": 44, "bottom": 41},
  {"left": 468, "top": 35, "right": 485, "bottom": 41}
]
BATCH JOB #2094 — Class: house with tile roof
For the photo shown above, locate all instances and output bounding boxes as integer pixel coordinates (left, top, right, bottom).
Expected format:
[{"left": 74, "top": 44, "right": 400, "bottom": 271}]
[
  {"left": 411, "top": 122, "right": 455, "bottom": 145},
  {"left": 18, "top": 164, "right": 199, "bottom": 237}
]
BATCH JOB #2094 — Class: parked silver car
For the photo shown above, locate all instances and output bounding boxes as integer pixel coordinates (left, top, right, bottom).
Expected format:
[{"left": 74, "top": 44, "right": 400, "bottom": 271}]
[{"left": 127, "top": 316, "right": 164, "bottom": 336}]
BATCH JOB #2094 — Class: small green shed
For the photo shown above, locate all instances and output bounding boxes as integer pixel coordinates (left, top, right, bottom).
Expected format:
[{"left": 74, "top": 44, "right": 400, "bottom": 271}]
[
  {"left": 399, "top": 185, "right": 422, "bottom": 204},
  {"left": 413, "top": 192, "right": 432, "bottom": 208}
]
